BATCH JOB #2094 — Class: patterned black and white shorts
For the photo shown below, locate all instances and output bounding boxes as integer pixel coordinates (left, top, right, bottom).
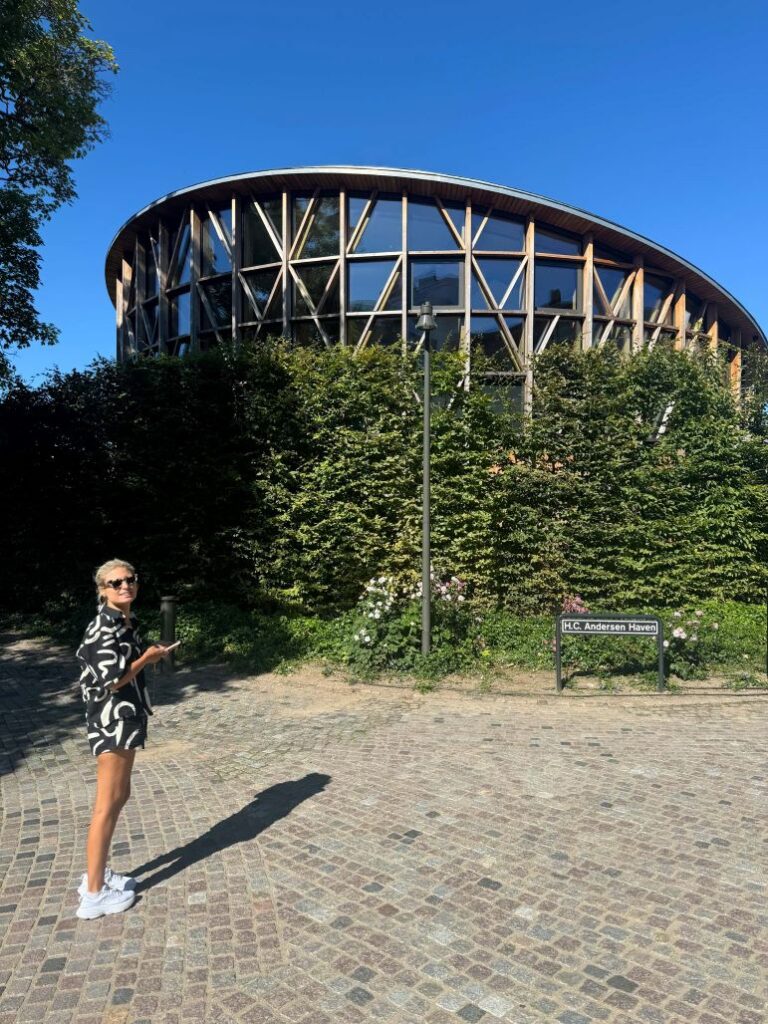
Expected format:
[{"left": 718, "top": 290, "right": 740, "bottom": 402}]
[{"left": 86, "top": 715, "right": 147, "bottom": 757}]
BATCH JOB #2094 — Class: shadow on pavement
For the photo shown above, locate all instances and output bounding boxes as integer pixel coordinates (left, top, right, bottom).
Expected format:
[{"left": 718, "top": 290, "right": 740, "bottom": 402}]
[{"left": 131, "top": 772, "right": 331, "bottom": 892}]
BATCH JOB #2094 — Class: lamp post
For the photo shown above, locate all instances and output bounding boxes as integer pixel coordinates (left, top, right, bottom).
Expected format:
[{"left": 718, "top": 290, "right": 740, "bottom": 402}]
[{"left": 416, "top": 301, "right": 437, "bottom": 655}]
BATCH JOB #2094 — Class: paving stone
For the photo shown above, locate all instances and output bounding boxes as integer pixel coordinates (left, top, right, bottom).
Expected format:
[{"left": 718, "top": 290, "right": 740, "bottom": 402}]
[{"left": 1, "top": 634, "right": 767, "bottom": 1024}]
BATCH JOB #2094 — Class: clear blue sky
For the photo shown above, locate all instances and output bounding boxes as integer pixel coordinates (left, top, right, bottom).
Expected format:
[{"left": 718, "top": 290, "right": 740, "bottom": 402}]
[{"left": 12, "top": 0, "right": 768, "bottom": 383}]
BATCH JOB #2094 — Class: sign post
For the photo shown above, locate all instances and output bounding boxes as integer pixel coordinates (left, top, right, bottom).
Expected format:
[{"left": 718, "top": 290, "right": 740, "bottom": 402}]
[{"left": 556, "top": 613, "right": 665, "bottom": 692}]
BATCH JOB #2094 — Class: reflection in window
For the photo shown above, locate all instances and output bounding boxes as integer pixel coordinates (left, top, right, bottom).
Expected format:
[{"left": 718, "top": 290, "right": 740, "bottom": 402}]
[
  {"left": 594, "top": 320, "right": 632, "bottom": 353},
  {"left": 473, "top": 210, "right": 524, "bottom": 251},
  {"left": 145, "top": 241, "right": 158, "bottom": 297},
  {"left": 242, "top": 268, "right": 280, "bottom": 320},
  {"left": 408, "top": 198, "right": 457, "bottom": 250},
  {"left": 534, "top": 316, "right": 581, "bottom": 349},
  {"left": 142, "top": 298, "right": 158, "bottom": 343},
  {"left": 408, "top": 315, "right": 462, "bottom": 351},
  {"left": 201, "top": 210, "right": 231, "bottom": 277},
  {"left": 348, "top": 316, "right": 402, "bottom": 349},
  {"left": 170, "top": 290, "right": 190, "bottom": 337},
  {"left": 201, "top": 277, "right": 232, "bottom": 330},
  {"left": 685, "top": 292, "right": 704, "bottom": 332},
  {"left": 534, "top": 261, "right": 580, "bottom": 310},
  {"left": 243, "top": 203, "right": 281, "bottom": 267},
  {"left": 293, "top": 263, "right": 339, "bottom": 315},
  {"left": 351, "top": 195, "right": 402, "bottom": 253},
  {"left": 644, "top": 274, "right": 673, "bottom": 323},
  {"left": 470, "top": 316, "right": 523, "bottom": 366},
  {"left": 411, "top": 260, "right": 462, "bottom": 307},
  {"left": 594, "top": 266, "right": 631, "bottom": 317},
  {"left": 292, "top": 318, "right": 339, "bottom": 347},
  {"left": 472, "top": 258, "right": 524, "bottom": 310},
  {"left": 169, "top": 221, "right": 190, "bottom": 287},
  {"left": 294, "top": 194, "right": 339, "bottom": 258},
  {"left": 348, "top": 260, "right": 399, "bottom": 312},
  {"left": 535, "top": 226, "right": 581, "bottom": 255}
]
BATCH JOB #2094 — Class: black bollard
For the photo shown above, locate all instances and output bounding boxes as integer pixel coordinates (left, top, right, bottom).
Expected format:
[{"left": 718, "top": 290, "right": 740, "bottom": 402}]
[{"left": 160, "top": 595, "right": 177, "bottom": 672}]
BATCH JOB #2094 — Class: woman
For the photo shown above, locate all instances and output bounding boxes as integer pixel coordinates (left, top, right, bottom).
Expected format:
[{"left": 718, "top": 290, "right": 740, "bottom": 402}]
[{"left": 75, "top": 559, "right": 171, "bottom": 920}]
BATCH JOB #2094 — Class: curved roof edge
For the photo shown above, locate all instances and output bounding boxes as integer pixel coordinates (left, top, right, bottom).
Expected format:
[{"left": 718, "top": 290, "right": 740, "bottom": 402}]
[{"left": 105, "top": 165, "right": 767, "bottom": 346}]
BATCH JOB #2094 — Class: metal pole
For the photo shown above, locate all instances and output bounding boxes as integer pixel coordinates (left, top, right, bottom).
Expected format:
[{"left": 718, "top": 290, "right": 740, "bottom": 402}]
[
  {"left": 422, "top": 329, "right": 431, "bottom": 655},
  {"left": 160, "top": 595, "right": 177, "bottom": 671}
]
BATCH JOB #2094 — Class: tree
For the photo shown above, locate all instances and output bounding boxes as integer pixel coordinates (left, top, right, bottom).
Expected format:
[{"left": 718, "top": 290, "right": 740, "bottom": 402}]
[{"left": 0, "top": 1, "right": 117, "bottom": 379}]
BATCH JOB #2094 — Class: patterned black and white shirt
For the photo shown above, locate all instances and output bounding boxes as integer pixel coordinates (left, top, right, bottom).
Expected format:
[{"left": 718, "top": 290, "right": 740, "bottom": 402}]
[{"left": 76, "top": 603, "right": 153, "bottom": 727}]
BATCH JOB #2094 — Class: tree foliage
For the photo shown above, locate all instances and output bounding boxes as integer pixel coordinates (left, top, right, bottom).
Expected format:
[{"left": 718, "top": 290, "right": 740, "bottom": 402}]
[
  {"left": 0, "top": 0, "right": 117, "bottom": 374},
  {"left": 0, "top": 342, "right": 766, "bottom": 618}
]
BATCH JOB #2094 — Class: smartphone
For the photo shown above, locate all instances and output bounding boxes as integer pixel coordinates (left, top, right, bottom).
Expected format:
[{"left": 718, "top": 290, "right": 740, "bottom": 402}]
[{"left": 160, "top": 640, "right": 181, "bottom": 652}]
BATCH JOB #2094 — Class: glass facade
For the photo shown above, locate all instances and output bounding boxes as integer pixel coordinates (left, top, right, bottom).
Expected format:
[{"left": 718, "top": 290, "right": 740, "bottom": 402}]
[{"left": 113, "top": 176, "right": 761, "bottom": 392}]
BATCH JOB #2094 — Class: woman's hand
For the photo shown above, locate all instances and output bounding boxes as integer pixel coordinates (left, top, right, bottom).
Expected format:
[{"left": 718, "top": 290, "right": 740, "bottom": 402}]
[{"left": 141, "top": 644, "right": 172, "bottom": 667}]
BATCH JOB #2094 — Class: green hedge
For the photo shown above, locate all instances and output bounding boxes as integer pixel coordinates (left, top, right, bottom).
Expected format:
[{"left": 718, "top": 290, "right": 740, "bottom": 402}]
[{"left": 1, "top": 341, "right": 766, "bottom": 620}]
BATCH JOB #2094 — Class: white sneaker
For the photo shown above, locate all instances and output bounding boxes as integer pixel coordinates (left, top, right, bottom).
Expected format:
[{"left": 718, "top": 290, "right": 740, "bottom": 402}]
[
  {"left": 76, "top": 885, "right": 135, "bottom": 920},
  {"left": 77, "top": 867, "right": 137, "bottom": 897}
]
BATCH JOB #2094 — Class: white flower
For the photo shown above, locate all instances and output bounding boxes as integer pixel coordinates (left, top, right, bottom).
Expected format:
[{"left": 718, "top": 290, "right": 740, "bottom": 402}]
[
  {"left": 695, "top": 610, "right": 704, "bottom": 617},
  {"left": 691, "top": 635, "right": 698, "bottom": 642},
  {"left": 672, "top": 627, "right": 686, "bottom": 640},
  {"left": 712, "top": 623, "right": 719, "bottom": 630},
  {"left": 457, "top": 595, "right": 465, "bottom": 603},
  {"left": 673, "top": 611, "right": 682, "bottom": 618},
  {"left": 663, "top": 640, "right": 669, "bottom": 649}
]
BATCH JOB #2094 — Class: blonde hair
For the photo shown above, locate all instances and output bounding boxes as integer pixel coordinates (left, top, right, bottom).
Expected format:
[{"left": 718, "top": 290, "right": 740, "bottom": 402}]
[{"left": 94, "top": 559, "right": 137, "bottom": 604}]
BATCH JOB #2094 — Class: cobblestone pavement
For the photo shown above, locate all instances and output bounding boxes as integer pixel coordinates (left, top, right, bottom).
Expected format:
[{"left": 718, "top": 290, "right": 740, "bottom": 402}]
[{"left": 1, "top": 634, "right": 767, "bottom": 1024}]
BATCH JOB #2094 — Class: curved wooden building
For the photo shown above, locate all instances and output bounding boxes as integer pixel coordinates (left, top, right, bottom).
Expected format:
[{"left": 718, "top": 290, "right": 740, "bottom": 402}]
[{"left": 106, "top": 166, "right": 766, "bottom": 401}]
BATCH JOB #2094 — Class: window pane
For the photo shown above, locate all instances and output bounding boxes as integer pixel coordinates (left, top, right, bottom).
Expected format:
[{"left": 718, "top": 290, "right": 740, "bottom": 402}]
[
  {"left": 594, "top": 320, "right": 632, "bottom": 353},
  {"left": 534, "top": 261, "right": 580, "bottom": 310},
  {"left": 170, "top": 290, "right": 190, "bottom": 337},
  {"left": 594, "top": 266, "right": 631, "bottom": 317},
  {"left": 408, "top": 315, "right": 462, "bottom": 351},
  {"left": 242, "top": 268, "right": 280, "bottom": 319},
  {"left": 201, "top": 211, "right": 230, "bottom": 276},
  {"left": 474, "top": 211, "right": 524, "bottom": 251},
  {"left": 535, "top": 226, "right": 581, "bottom": 255},
  {"left": 243, "top": 203, "right": 281, "bottom": 267},
  {"left": 408, "top": 198, "right": 457, "bottom": 250},
  {"left": 201, "top": 276, "right": 232, "bottom": 329},
  {"left": 353, "top": 195, "right": 402, "bottom": 253},
  {"left": 262, "top": 196, "right": 283, "bottom": 239},
  {"left": 145, "top": 241, "right": 158, "bottom": 297},
  {"left": 293, "top": 263, "right": 339, "bottom": 315},
  {"left": 348, "top": 316, "right": 402, "bottom": 349},
  {"left": 294, "top": 194, "right": 340, "bottom": 258},
  {"left": 169, "top": 221, "right": 190, "bottom": 287},
  {"left": 534, "top": 316, "right": 581, "bottom": 349},
  {"left": 470, "top": 317, "right": 516, "bottom": 367},
  {"left": 411, "top": 260, "right": 462, "bottom": 307},
  {"left": 142, "top": 298, "right": 158, "bottom": 341},
  {"left": 292, "top": 318, "right": 339, "bottom": 347},
  {"left": 473, "top": 258, "right": 524, "bottom": 310},
  {"left": 644, "top": 273, "right": 673, "bottom": 323},
  {"left": 685, "top": 292, "right": 704, "bottom": 331},
  {"left": 348, "top": 260, "right": 397, "bottom": 312}
]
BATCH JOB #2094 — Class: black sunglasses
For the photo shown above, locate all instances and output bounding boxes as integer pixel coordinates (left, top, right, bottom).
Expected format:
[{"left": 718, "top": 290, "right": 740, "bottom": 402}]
[{"left": 105, "top": 575, "right": 138, "bottom": 590}]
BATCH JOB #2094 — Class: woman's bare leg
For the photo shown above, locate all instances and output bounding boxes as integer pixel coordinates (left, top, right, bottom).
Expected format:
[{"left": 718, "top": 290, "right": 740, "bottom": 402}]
[{"left": 86, "top": 749, "right": 135, "bottom": 894}]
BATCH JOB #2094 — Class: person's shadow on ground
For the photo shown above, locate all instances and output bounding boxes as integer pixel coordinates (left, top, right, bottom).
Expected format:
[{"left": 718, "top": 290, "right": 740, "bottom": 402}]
[{"left": 131, "top": 772, "right": 331, "bottom": 892}]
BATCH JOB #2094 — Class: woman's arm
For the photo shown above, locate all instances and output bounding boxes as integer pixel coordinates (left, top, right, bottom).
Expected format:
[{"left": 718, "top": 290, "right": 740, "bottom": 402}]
[{"left": 107, "top": 645, "right": 168, "bottom": 693}]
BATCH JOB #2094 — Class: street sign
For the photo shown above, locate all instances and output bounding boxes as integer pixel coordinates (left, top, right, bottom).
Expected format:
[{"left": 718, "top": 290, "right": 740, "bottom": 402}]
[{"left": 555, "top": 613, "right": 666, "bottom": 692}]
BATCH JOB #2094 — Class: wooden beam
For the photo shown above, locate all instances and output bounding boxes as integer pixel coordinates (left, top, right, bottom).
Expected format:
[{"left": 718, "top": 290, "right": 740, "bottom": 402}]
[
  {"left": 158, "top": 220, "right": 169, "bottom": 354},
  {"left": 631, "top": 256, "right": 644, "bottom": 353},
  {"left": 523, "top": 217, "right": 535, "bottom": 415},
  {"left": 582, "top": 233, "right": 594, "bottom": 350},
  {"left": 673, "top": 280, "right": 685, "bottom": 351},
  {"left": 189, "top": 206, "right": 201, "bottom": 353},
  {"left": 339, "top": 189, "right": 347, "bottom": 346},
  {"left": 282, "top": 190, "right": 290, "bottom": 338},
  {"left": 231, "top": 195, "right": 241, "bottom": 345}
]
